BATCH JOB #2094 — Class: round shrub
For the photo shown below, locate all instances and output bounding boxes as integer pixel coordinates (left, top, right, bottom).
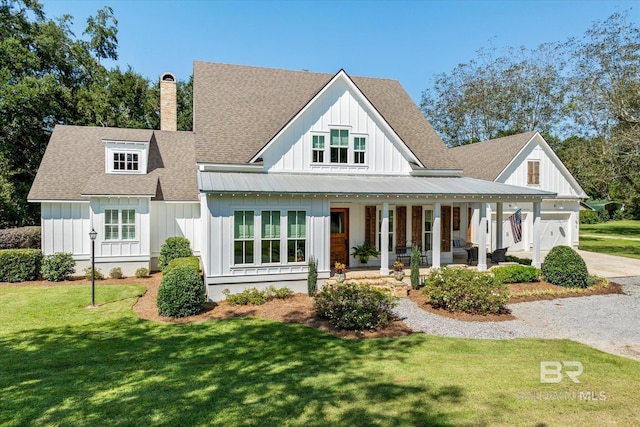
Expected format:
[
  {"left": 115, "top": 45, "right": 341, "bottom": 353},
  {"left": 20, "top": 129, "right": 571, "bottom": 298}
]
[
  {"left": 135, "top": 267, "right": 150, "bottom": 278},
  {"left": 83, "top": 266, "right": 104, "bottom": 280},
  {"left": 109, "top": 267, "right": 124, "bottom": 279},
  {"left": 423, "top": 267, "right": 509, "bottom": 314},
  {"left": 158, "top": 237, "right": 192, "bottom": 271},
  {"left": 314, "top": 283, "right": 398, "bottom": 331},
  {"left": 41, "top": 252, "right": 76, "bottom": 281},
  {"left": 157, "top": 266, "right": 204, "bottom": 317},
  {"left": 542, "top": 245, "right": 589, "bottom": 288}
]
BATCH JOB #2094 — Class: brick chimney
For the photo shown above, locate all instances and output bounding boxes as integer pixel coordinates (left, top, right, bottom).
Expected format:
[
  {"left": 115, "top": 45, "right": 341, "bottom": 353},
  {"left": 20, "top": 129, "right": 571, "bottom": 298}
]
[{"left": 160, "top": 72, "right": 177, "bottom": 131}]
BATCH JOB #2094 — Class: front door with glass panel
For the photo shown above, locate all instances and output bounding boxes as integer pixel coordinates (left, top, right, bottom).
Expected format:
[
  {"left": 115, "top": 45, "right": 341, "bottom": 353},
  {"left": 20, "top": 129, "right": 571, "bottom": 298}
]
[{"left": 330, "top": 208, "right": 349, "bottom": 267}]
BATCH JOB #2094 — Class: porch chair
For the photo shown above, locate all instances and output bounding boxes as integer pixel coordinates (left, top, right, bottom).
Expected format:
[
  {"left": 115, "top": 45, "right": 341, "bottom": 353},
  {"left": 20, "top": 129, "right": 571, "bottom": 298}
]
[
  {"left": 490, "top": 247, "right": 509, "bottom": 264},
  {"left": 395, "top": 246, "right": 410, "bottom": 265}
]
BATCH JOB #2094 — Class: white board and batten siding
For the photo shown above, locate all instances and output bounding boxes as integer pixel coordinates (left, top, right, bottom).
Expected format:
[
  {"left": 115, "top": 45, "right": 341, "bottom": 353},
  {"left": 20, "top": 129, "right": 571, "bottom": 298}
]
[
  {"left": 202, "top": 194, "right": 329, "bottom": 300},
  {"left": 41, "top": 202, "right": 91, "bottom": 257},
  {"left": 150, "top": 201, "right": 201, "bottom": 268},
  {"left": 261, "top": 78, "right": 413, "bottom": 175}
]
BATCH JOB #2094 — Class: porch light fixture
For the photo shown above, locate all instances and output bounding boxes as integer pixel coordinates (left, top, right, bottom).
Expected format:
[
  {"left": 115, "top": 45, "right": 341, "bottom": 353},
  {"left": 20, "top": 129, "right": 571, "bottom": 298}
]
[{"left": 89, "top": 228, "right": 97, "bottom": 307}]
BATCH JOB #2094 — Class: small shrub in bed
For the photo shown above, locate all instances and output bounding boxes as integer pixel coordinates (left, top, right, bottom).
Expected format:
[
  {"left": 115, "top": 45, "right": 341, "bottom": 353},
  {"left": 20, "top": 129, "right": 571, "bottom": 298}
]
[
  {"left": 492, "top": 265, "right": 540, "bottom": 284},
  {"left": 314, "top": 283, "right": 398, "bottom": 330},
  {"left": 165, "top": 256, "right": 200, "bottom": 273},
  {"left": 135, "top": 267, "right": 149, "bottom": 278},
  {"left": 0, "top": 249, "right": 43, "bottom": 282},
  {"left": 222, "top": 286, "right": 294, "bottom": 305},
  {"left": 157, "top": 265, "right": 204, "bottom": 317},
  {"left": 422, "top": 267, "right": 509, "bottom": 314},
  {"left": 109, "top": 267, "right": 124, "bottom": 279},
  {"left": 83, "top": 266, "right": 104, "bottom": 280},
  {"left": 158, "top": 236, "right": 192, "bottom": 271},
  {"left": 542, "top": 245, "right": 589, "bottom": 288},
  {"left": 504, "top": 255, "right": 532, "bottom": 265},
  {"left": 41, "top": 252, "right": 76, "bottom": 281}
]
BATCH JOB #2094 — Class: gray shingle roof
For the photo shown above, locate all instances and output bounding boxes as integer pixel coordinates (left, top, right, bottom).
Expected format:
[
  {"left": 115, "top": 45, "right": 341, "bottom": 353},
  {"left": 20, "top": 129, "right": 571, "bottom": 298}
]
[
  {"left": 448, "top": 131, "right": 537, "bottom": 181},
  {"left": 193, "top": 61, "right": 458, "bottom": 170},
  {"left": 28, "top": 125, "right": 198, "bottom": 201}
]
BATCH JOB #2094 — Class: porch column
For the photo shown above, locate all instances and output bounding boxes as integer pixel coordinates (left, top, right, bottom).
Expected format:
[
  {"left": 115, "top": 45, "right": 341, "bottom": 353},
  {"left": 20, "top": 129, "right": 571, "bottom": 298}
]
[
  {"left": 432, "top": 202, "right": 441, "bottom": 268},
  {"left": 477, "top": 203, "right": 488, "bottom": 271},
  {"left": 532, "top": 201, "right": 542, "bottom": 268},
  {"left": 379, "top": 202, "right": 390, "bottom": 275},
  {"left": 470, "top": 203, "right": 480, "bottom": 244},
  {"left": 496, "top": 202, "right": 503, "bottom": 250}
]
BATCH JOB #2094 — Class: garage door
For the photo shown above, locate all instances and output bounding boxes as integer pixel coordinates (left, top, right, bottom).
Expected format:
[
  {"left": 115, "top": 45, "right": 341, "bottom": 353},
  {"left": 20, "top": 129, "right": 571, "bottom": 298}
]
[{"left": 540, "top": 213, "right": 570, "bottom": 250}]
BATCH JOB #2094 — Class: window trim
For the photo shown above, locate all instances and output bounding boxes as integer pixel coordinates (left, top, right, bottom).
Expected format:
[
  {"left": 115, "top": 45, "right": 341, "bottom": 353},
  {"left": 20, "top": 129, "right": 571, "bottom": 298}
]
[
  {"left": 311, "top": 134, "right": 325, "bottom": 164},
  {"left": 104, "top": 140, "right": 149, "bottom": 174},
  {"left": 233, "top": 210, "right": 255, "bottom": 266},
  {"left": 527, "top": 160, "right": 540, "bottom": 185},
  {"left": 353, "top": 136, "right": 366, "bottom": 164},
  {"left": 103, "top": 208, "right": 137, "bottom": 241}
]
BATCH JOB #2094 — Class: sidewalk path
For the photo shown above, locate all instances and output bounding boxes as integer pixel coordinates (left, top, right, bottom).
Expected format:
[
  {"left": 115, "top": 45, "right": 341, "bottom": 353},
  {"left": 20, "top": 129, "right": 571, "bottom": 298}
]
[{"left": 581, "top": 234, "right": 640, "bottom": 241}]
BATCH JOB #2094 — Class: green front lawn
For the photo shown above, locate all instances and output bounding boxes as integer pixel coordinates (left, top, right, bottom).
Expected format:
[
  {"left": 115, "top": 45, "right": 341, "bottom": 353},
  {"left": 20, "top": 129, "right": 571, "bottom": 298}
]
[
  {"left": 579, "top": 236, "right": 640, "bottom": 260},
  {"left": 1, "top": 284, "right": 639, "bottom": 426},
  {"left": 580, "top": 220, "right": 640, "bottom": 238}
]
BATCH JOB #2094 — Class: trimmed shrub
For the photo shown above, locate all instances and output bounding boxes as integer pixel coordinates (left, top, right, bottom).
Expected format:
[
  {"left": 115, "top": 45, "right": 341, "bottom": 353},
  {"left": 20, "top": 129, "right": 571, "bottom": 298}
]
[
  {"left": 542, "top": 245, "right": 589, "bottom": 288},
  {"left": 307, "top": 256, "right": 318, "bottom": 296},
  {"left": 157, "top": 266, "right": 204, "bottom": 317},
  {"left": 423, "top": 267, "right": 509, "bottom": 314},
  {"left": 222, "top": 285, "right": 294, "bottom": 305},
  {"left": 158, "top": 237, "right": 192, "bottom": 271},
  {"left": 109, "top": 267, "right": 124, "bottom": 279},
  {"left": 135, "top": 267, "right": 150, "bottom": 278},
  {"left": 410, "top": 245, "right": 420, "bottom": 289},
  {"left": 41, "top": 252, "right": 76, "bottom": 281},
  {"left": 0, "top": 226, "right": 41, "bottom": 250},
  {"left": 165, "top": 256, "right": 200, "bottom": 273},
  {"left": 492, "top": 265, "right": 540, "bottom": 284},
  {"left": 83, "top": 266, "right": 104, "bottom": 280},
  {"left": 314, "top": 283, "right": 398, "bottom": 330},
  {"left": 0, "top": 249, "right": 43, "bottom": 282}
]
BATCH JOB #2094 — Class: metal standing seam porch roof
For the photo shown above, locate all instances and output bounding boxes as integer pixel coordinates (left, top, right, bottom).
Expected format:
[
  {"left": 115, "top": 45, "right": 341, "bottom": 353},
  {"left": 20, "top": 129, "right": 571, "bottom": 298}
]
[{"left": 198, "top": 172, "right": 556, "bottom": 199}]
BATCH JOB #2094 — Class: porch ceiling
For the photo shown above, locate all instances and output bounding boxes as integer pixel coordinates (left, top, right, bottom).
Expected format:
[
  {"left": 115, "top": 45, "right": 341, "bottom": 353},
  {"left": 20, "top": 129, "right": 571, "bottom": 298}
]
[{"left": 198, "top": 172, "right": 555, "bottom": 200}]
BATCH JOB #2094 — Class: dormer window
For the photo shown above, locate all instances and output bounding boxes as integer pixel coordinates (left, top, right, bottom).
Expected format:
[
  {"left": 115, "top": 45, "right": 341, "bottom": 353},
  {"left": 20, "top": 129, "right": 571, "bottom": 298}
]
[
  {"left": 113, "top": 152, "right": 139, "bottom": 171},
  {"left": 104, "top": 140, "right": 149, "bottom": 174}
]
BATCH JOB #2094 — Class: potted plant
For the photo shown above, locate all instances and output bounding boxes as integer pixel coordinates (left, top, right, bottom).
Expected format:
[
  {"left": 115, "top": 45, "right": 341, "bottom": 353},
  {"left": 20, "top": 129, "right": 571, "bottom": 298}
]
[
  {"left": 333, "top": 261, "right": 347, "bottom": 283},
  {"left": 351, "top": 242, "right": 381, "bottom": 264},
  {"left": 392, "top": 260, "right": 405, "bottom": 281}
]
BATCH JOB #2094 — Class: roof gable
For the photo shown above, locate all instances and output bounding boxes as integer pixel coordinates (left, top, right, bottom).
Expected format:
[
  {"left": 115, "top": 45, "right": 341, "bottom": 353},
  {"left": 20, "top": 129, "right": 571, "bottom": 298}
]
[
  {"left": 28, "top": 125, "right": 198, "bottom": 201},
  {"left": 193, "top": 61, "right": 458, "bottom": 170}
]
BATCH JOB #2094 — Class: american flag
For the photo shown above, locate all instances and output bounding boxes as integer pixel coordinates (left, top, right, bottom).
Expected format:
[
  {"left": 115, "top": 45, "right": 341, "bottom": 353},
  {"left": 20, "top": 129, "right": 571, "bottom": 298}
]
[{"left": 509, "top": 208, "right": 522, "bottom": 243}]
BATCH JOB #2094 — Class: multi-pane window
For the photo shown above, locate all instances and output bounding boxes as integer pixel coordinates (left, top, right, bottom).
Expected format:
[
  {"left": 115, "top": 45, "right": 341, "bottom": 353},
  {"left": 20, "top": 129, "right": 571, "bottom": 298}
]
[
  {"left": 234, "top": 211, "right": 254, "bottom": 265},
  {"left": 312, "top": 135, "right": 325, "bottom": 163},
  {"left": 261, "top": 211, "right": 280, "bottom": 263},
  {"left": 104, "top": 209, "right": 136, "bottom": 240},
  {"left": 113, "top": 152, "right": 139, "bottom": 171},
  {"left": 353, "top": 137, "right": 366, "bottom": 164},
  {"left": 330, "top": 129, "right": 349, "bottom": 163},
  {"left": 287, "top": 211, "right": 306, "bottom": 262},
  {"left": 378, "top": 209, "right": 394, "bottom": 252},
  {"left": 423, "top": 209, "right": 433, "bottom": 252},
  {"left": 527, "top": 160, "right": 540, "bottom": 185}
]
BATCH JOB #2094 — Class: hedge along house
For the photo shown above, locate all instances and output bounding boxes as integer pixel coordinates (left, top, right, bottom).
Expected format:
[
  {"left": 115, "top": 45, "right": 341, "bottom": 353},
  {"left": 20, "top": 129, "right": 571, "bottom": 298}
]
[{"left": 30, "top": 62, "right": 559, "bottom": 300}]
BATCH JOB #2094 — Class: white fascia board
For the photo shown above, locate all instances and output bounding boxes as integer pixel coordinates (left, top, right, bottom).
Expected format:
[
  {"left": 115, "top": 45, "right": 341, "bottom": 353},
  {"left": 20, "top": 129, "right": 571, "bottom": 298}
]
[
  {"left": 81, "top": 194, "right": 154, "bottom": 198},
  {"left": 197, "top": 162, "right": 264, "bottom": 172},
  {"left": 248, "top": 70, "right": 424, "bottom": 167},
  {"left": 28, "top": 199, "right": 90, "bottom": 203},
  {"left": 410, "top": 169, "right": 464, "bottom": 177}
]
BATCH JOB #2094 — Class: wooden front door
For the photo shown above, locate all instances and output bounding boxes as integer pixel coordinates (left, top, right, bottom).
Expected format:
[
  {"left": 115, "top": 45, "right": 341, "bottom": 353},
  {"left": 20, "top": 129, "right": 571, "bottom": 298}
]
[{"left": 330, "top": 208, "right": 349, "bottom": 267}]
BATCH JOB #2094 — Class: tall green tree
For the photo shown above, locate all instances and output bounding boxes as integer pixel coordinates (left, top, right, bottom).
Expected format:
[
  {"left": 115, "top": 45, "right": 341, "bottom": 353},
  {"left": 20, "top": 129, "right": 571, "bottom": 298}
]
[{"left": 420, "top": 44, "right": 565, "bottom": 146}]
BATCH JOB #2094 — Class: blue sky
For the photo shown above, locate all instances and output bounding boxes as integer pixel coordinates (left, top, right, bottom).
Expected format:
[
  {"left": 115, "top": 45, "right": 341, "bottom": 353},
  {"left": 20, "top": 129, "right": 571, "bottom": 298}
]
[{"left": 41, "top": 0, "right": 639, "bottom": 104}]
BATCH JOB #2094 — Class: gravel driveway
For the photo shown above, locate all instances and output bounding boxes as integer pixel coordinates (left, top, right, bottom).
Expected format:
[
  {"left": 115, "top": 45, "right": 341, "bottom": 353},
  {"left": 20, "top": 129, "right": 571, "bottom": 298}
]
[{"left": 394, "top": 276, "right": 640, "bottom": 361}]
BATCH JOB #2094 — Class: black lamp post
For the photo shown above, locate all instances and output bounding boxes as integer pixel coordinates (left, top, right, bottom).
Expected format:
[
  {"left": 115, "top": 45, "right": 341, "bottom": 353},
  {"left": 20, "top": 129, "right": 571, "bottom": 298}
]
[{"left": 89, "top": 228, "right": 97, "bottom": 307}]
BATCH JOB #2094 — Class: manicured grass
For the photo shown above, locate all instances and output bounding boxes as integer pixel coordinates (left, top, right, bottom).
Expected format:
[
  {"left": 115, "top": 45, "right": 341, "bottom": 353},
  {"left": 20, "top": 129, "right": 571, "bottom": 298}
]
[
  {"left": 580, "top": 220, "right": 640, "bottom": 238},
  {"left": 1, "top": 285, "right": 639, "bottom": 426},
  {"left": 579, "top": 236, "right": 640, "bottom": 260}
]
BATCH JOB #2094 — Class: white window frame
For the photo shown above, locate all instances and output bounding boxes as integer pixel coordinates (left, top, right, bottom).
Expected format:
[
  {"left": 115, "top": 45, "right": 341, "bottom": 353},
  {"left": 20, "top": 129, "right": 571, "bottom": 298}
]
[
  {"left": 261, "top": 210, "right": 281, "bottom": 264},
  {"left": 329, "top": 128, "right": 349, "bottom": 164},
  {"left": 353, "top": 136, "right": 366, "bottom": 164},
  {"left": 104, "top": 140, "right": 149, "bottom": 174},
  {"left": 311, "top": 134, "right": 326, "bottom": 164},
  {"left": 287, "top": 210, "right": 307, "bottom": 263},
  {"left": 104, "top": 208, "right": 137, "bottom": 241},
  {"left": 233, "top": 210, "right": 255, "bottom": 265},
  {"left": 377, "top": 207, "right": 395, "bottom": 252},
  {"left": 423, "top": 207, "right": 433, "bottom": 252}
]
